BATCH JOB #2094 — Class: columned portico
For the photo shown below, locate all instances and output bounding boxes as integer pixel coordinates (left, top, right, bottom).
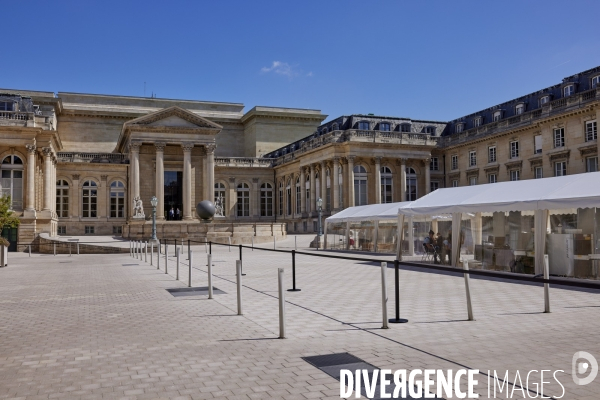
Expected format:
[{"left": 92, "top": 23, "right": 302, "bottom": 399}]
[
  {"left": 400, "top": 158, "right": 407, "bottom": 201},
  {"left": 25, "top": 144, "right": 36, "bottom": 214},
  {"left": 320, "top": 161, "right": 327, "bottom": 209},
  {"left": 130, "top": 142, "right": 141, "bottom": 200},
  {"left": 300, "top": 167, "right": 306, "bottom": 214},
  {"left": 182, "top": 143, "right": 193, "bottom": 219},
  {"left": 347, "top": 156, "right": 355, "bottom": 207},
  {"left": 42, "top": 148, "right": 53, "bottom": 211},
  {"left": 309, "top": 164, "right": 316, "bottom": 215},
  {"left": 205, "top": 144, "right": 215, "bottom": 202},
  {"left": 332, "top": 157, "right": 340, "bottom": 210},
  {"left": 154, "top": 142, "right": 165, "bottom": 219},
  {"left": 374, "top": 157, "right": 382, "bottom": 204}
]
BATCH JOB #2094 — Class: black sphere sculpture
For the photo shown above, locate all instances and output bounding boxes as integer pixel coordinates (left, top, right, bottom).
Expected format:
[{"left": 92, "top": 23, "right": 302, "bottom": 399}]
[{"left": 196, "top": 200, "right": 215, "bottom": 221}]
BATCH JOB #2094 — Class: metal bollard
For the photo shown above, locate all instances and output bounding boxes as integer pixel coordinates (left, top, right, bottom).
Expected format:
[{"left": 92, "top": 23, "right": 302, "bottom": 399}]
[
  {"left": 165, "top": 243, "right": 168, "bottom": 274},
  {"left": 288, "top": 250, "right": 300, "bottom": 292},
  {"left": 150, "top": 242, "right": 154, "bottom": 266},
  {"left": 207, "top": 254, "right": 213, "bottom": 299},
  {"left": 145, "top": 241, "right": 148, "bottom": 263},
  {"left": 54, "top": 242, "right": 56, "bottom": 256},
  {"left": 236, "top": 260, "right": 243, "bottom": 315},
  {"left": 29, "top": 244, "right": 31, "bottom": 257},
  {"left": 239, "top": 244, "right": 245, "bottom": 276},
  {"left": 388, "top": 260, "right": 408, "bottom": 323},
  {"left": 188, "top": 251, "right": 193, "bottom": 288},
  {"left": 381, "top": 262, "right": 389, "bottom": 329},
  {"left": 463, "top": 259, "right": 474, "bottom": 321},
  {"left": 544, "top": 254, "right": 550, "bottom": 313},
  {"left": 176, "top": 247, "right": 180, "bottom": 280},
  {"left": 278, "top": 268, "right": 286, "bottom": 338},
  {"left": 187, "top": 239, "right": 190, "bottom": 261}
]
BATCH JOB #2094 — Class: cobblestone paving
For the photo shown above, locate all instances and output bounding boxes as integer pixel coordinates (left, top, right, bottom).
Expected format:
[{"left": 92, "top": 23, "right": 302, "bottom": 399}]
[{"left": 1, "top": 243, "right": 599, "bottom": 399}]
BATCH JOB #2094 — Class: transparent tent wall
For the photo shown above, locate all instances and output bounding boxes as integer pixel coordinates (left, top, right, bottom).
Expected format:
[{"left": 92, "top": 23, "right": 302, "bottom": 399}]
[
  {"left": 376, "top": 220, "right": 397, "bottom": 254},
  {"left": 326, "top": 222, "right": 346, "bottom": 250},
  {"left": 349, "top": 221, "right": 375, "bottom": 252}
]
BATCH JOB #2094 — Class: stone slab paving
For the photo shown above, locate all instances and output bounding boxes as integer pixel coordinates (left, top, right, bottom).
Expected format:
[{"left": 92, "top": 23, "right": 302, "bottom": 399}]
[{"left": 0, "top": 246, "right": 599, "bottom": 400}]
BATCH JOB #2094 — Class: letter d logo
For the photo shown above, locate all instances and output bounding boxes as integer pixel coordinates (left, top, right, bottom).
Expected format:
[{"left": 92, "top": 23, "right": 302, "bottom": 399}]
[{"left": 572, "top": 351, "right": 598, "bottom": 386}]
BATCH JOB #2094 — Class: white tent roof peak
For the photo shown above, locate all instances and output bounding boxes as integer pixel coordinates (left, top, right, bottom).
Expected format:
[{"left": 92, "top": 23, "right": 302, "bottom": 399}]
[
  {"left": 326, "top": 201, "right": 412, "bottom": 223},
  {"left": 398, "top": 172, "right": 600, "bottom": 216}
]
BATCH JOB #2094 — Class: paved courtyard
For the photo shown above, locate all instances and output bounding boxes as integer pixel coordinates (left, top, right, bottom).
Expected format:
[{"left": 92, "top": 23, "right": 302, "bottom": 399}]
[{"left": 1, "top": 237, "right": 599, "bottom": 399}]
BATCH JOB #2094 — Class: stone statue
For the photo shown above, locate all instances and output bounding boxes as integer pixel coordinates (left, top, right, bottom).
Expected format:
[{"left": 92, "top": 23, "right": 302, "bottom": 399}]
[
  {"left": 132, "top": 196, "right": 145, "bottom": 218},
  {"left": 214, "top": 194, "right": 224, "bottom": 217}
]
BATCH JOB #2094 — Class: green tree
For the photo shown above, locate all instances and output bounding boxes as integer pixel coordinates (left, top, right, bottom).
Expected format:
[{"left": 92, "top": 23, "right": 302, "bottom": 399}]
[{"left": 0, "top": 195, "right": 20, "bottom": 245}]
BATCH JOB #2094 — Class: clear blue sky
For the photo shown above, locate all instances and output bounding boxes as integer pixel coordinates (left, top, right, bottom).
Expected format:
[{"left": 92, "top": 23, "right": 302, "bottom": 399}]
[{"left": 3, "top": 0, "right": 600, "bottom": 123}]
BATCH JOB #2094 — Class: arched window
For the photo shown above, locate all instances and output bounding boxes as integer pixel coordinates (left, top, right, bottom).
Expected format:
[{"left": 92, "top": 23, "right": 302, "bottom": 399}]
[
  {"left": 82, "top": 180, "right": 98, "bottom": 218},
  {"left": 286, "top": 179, "right": 292, "bottom": 215},
  {"left": 295, "top": 177, "right": 301, "bottom": 214},
  {"left": 260, "top": 183, "right": 273, "bottom": 217},
  {"left": 305, "top": 174, "right": 311, "bottom": 213},
  {"left": 353, "top": 165, "right": 367, "bottom": 206},
  {"left": 237, "top": 183, "right": 250, "bottom": 217},
  {"left": 325, "top": 169, "right": 331, "bottom": 211},
  {"left": 381, "top": 167, "right": 393, "bottom": 204},
  {"left": 214, "top": 182, "right": 226, "bottom": 216},
  {"left": 0, "top": 155, "right": 23, "bottom": 210},
  {"left": 338, "top": 165, "right": 343, "bottom": 208},
  {"left": 56, "top": 180, "right": 69, "bottom": 218},
  {"left": 406, "top": 168, "right": 417, "bottom": 201},
  {"left": 278, "top": 181, "right": 284, "bottom": 216},
  {"left": 110, "top": 181, "right": 125, "bottom": 218}
]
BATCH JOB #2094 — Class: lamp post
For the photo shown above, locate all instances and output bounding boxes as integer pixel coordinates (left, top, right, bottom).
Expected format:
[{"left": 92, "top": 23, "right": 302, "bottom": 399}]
[
  {"left": 150, "top": 196, "right": 158, "bottom": 243},
  {"left": 317, "top": 197, "right": 323, "bottom": 250}
]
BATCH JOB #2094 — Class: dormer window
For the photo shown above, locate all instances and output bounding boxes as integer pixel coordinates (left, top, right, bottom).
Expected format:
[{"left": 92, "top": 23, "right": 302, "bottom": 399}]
[
  {"left": 400, "top": 123, "right": 411, "bottom": 133},
  {"left": 540, "top": 96, "right": 550, "bottom": 106},
  {"left": 358, "top": 121, "right": 369, "bottom": 130},
  {"left": 424, "top": 126, "right": 435, "bottom": 134},
  {"left": 592, "top": 76, "right": 600, "bottom": 89},
  {"left": 0, "top": 102, "right": 14, "bottom": 111},
  {"left": 563, "top": 85, "right": 574, "bottom": 97},
  {"left": 515, "top": 103, "right": 525, "bottom": 115},
  {"left": 332, "top": 123, "right": 338, "bottom": 131},
  {"left": 473, "top": 117, "right": 482, "bottom": 127},
  {"left": 493, "top": 111, "right": 502, "bottom": 122},
  {"left": 379, "top": 122, "right": 390, "bottom": 131},
  {"left": 455, "top": 123, "right": 464, "bottom": 133}
]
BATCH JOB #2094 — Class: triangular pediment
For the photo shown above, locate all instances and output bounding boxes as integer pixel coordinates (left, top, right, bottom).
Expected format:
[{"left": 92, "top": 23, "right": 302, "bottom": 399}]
[{"left": 125, "top": 106, "right": 222, "bottom": 130}]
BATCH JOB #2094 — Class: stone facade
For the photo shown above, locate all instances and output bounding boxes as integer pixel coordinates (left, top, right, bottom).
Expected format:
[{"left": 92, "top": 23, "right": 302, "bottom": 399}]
[{"left": 1, "top": 65, "right": 598, "bottom": 245}]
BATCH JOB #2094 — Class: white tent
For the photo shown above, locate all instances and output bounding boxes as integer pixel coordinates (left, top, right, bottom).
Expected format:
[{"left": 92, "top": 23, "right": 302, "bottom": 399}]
[{"left": 398, "top": 171, "right": 600, "bottom": 270}]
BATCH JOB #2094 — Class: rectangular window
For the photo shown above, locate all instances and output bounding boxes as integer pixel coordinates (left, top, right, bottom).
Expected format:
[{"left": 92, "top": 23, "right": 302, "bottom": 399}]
[
  {"left": 110, "top": 193, "right": 124, "bottom": 218},
  {"left": 112, "top": 226, "right": 122, "bottom": 234},
  {"left": 452, "top": 180, "right": 458, "bottom": 187},
  {"left": 586, "top": 121, "right": 597, "bottom": 142},
  {"left": 488, "top": 146, "right": 496, "bottom": 163},
  {"left": 553, "top": 128, "right": 565, "bottom": 148},
  {"left": 488, "top": 174, "right": 497, "bottom": 184},
  {"left": 358, "top": 121, "right": 369, "bottom": 130},
  {"left": 493, "top": 111, "right": 502, "bottom": 122},
  {"left": 540, "top": 96, "right": 549, "bottom": 105},
  {"left": 57, "top": 226, "right": 66, "bottom": 235},
  {"left": 0, "top": 102, "right": 13, "bottom": 111},
  {"left": 85, "top": 226, "right": 95, "bottom": 234},
  {"left": 587, "top": 157, "right": 598, "bottom": 173},
  {"left": 510, "top": 170, "right": 520, "bottom": 181},
  {"left": 380, "top": 122, "right": 390, "bottom": 131},
  {"left": 555, "top": 161, "right": 567, "bottom": 177},
  {"left": 510, "top": 141, "right": 519, "bottom": 159},
  {"left": 469, "top": 151, "right": 477, "bottom": 167},
  {"left": 430, "top": 181, "right": 439, "bottom": 192},
  {"left": 469, "top": 176, "right": 477, "bottom": 186},
  {"left": 474, "top": 117, "right": 482, "bottom": 127},
  {"left": 455, "top": 124, "right": 463, "bottom": 133},
  {"left": 515, "top": 104, "right": 524, "bottom": 115},
  {"left": 425, "top": 126, "right": 435, "bottom": 134},
  {"left": 451, "top": 155, "right": 458, "bottom": 170},
  {"left": 430, "top": 157, "right": 439, "bottom": 171},
  {"left": 534, "top": 135, "right": 543, "bottom": 154},
  {"left": 535, "top": 166, "right": 543, "bottom": 179}
]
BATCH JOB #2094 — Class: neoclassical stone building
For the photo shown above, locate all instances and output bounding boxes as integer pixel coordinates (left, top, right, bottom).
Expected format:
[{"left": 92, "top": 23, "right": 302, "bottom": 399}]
[{"left": 1, "top": 65, "right": 599, "bottom": 246}]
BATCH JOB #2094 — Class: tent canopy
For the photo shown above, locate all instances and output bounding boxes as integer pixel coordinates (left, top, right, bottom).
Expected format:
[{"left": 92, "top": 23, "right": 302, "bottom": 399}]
[
  {"left": 326, "top": 201, "right": 412, "bottom": 223},
  {"left": 399, "top": 171, "right": 600, "bottom": 216}
]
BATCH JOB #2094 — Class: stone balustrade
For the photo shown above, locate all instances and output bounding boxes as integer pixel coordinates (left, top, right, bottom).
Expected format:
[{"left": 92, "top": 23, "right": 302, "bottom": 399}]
[{"left": 56, "top": 152, "right": 129, "bottom": 164}]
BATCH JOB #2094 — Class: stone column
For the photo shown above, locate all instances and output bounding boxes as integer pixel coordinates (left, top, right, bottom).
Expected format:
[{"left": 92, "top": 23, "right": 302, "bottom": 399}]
[
  {"left": 300, "top": 168, "right": 306, "bottom": 214},
  {"left": 228, "top": 177, "right": 236, "bottom": 217},
  {"left": 72, "top": 174, "right": 80, "bottom": 218},
  {"left": 375, "top": 157, "right": 382, "bottom": 204},
  {"left": 99, "top": 175, "right": 108, "bottom": 218},
  {"left": 155, "top": 142, "right": 165, "bottom": 220},
  {"left": 320, "top": 161, "right": 327, "bottom": 208},
  {"left": 332, "top": 157, "right": 340, "bottom": 210},
  {"left": 25, "top": 144, "right": 36, "bottom": 212},
  {"left": 42, "top": 148, "right": 53, "bottom": 211},
  {"left": 424, "top": 158, "right": 431, "bottom": 195},
  {"left": 309, "top": 165, "right": 316, "bottom": 215},
  {"left": 130, "top": 142, "right": 141, "bottom": 200},
  {"left": 52, "top": 157, "right": 57, "bottom": 213},
  {"left": 182, "top": 143, "right": 193, "bottom": 220},
  {"left": 400, "top": 158, "right": 407, "bottom": 202},
  {"left": 206, "top": 144, "right": 216, "bottom": 202},
  {"left": 252, "top": 178, "right": 259, "bottom": 217},
  {"left": 347, "top": 156, "right": 355, "bottom": 207}
]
